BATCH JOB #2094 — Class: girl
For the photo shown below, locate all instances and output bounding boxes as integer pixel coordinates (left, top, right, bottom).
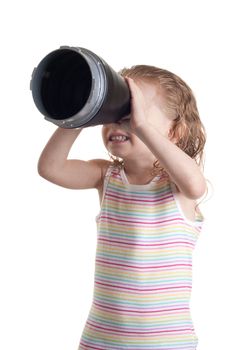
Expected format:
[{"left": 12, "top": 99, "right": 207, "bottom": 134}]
[{"left": 38, "top": 65, "right": 207, "bottom": 350}]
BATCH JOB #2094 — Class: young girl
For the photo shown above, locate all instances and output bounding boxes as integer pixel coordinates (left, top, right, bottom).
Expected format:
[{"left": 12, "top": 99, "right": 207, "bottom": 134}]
[{"left": 38, "top": 65, "right": 207, "bottom": 350}]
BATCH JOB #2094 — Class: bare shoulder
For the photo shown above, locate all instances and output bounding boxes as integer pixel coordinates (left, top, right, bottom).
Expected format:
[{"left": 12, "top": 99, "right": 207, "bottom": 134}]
[
  {"left": 91, "top": 159, "right": 113, "bottom": 189},
  {"left": 96, "top": 159, "right": 113, "bottom": 202},
  {"left": 76, "top": 158, "right": 112, "bottom": 190}
]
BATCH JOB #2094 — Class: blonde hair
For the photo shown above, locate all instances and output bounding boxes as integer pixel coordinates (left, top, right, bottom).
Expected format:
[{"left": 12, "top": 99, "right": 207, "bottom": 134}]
[{"left": 110, "top": 65, "right": 211, "bottom": 209}]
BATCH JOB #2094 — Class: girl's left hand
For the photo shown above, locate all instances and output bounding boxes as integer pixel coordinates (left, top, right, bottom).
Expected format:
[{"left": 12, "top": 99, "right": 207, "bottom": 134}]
[{"left": 117, "top": 77, "right": 148, "bottom": 135}]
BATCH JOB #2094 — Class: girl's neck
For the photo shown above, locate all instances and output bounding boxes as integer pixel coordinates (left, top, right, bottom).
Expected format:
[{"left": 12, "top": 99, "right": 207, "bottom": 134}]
[{"left": 122, "top": 157, "right": 160, "bottom": 182}]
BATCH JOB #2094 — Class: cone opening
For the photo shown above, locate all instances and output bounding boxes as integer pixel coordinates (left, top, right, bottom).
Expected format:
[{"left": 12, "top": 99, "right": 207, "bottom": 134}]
[{"left": 38, "top": 49, "right": 92, "bottom": 119}]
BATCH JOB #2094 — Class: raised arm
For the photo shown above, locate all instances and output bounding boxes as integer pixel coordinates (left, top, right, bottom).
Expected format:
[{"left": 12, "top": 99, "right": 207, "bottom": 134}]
[{"left": 37, "top": 127, "right": 110, "bottom": 190}]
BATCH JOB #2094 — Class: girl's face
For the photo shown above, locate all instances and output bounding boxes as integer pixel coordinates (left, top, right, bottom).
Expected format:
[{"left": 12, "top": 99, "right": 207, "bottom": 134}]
[
  {"left": 101, "top": 79, "right": 173, "bottom": 163},
  {"left": 101, "top": 121, "right": 152, "bottom": 161}
]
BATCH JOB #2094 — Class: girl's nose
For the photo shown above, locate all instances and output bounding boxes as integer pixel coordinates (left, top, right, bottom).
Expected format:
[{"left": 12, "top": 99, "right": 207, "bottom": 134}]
[{"left": 103, "top": 122, "right": 120, "bottom": 129}]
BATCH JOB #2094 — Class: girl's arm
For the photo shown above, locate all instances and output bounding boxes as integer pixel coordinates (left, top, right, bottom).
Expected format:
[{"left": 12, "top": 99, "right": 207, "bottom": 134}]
[
  {"left": 135, "top": 124, "right": 206, "bottom": 200},
  {"left": 121, "top": 77, "right": 207, "bottom": 200},
  {"left": 37, "top": 127, "right": 110, "bottom": 190}
]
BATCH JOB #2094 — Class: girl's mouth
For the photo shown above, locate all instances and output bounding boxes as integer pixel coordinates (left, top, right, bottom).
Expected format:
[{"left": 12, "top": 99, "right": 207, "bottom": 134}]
[{"left": 109, "top": 135, "right": 130, "bottom": 143}]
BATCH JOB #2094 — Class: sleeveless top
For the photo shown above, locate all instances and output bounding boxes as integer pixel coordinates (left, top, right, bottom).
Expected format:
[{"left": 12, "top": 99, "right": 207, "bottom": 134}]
[{"left": 78, "top": 164, "right": 204, "bottom": 350}]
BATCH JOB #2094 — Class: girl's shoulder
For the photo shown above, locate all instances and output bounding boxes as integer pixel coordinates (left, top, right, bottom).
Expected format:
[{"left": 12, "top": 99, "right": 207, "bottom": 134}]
[
  {"left": 96, "top": 159, "right": 114, "bottom": 188},
  {"left": 96, "top": 159, "right": 114, "bottom": 203}
]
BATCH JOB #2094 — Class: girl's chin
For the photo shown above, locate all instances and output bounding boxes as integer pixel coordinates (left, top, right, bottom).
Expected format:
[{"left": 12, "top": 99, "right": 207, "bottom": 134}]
[
  {"left": 108, "top": 149, "right": 127, "bottom": 158},
  {"left": 110, "top": 152, "right": 125, "bottom": 158},
  {"left": 107, "top": 141, "right": 132, "bottom": 159}
]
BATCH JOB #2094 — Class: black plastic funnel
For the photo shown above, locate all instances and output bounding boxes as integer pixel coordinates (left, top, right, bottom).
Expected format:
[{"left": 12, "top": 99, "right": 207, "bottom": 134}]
[{"left": 30, "top": 46, "right": 131, "bottom": 128}]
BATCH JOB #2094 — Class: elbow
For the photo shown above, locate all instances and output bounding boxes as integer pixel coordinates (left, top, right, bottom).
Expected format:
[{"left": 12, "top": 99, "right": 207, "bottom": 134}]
[
  {"left": 37, "top": 157, "right": 46, "bottom": 176},
  {"left": 37, "top": 166, "right": 46, "bottom": 179},
  {"left": 37, "top": 157, "right": 55, "bottom": 178},
  {"left": 37, "top": 161, "right": 50, "bottom": 179},
  {"left": 187, "top": 177, "right": 207, "bottom": 200}
]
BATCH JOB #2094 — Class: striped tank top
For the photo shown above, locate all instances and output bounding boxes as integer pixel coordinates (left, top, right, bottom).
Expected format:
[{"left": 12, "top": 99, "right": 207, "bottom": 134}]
[{"left": 78, "top": 164, "right": 204, "bottom": 350}]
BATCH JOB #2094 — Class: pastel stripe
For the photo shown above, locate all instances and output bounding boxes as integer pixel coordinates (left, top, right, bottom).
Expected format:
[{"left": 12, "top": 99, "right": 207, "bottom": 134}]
[{"left": 78, "top": 165, "right": 204, "bottom": 349}]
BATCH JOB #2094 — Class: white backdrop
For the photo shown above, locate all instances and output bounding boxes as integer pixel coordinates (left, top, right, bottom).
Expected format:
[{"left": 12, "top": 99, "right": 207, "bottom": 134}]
[{"left": 1, "top": 1, "right": 232, "bottom": 349}]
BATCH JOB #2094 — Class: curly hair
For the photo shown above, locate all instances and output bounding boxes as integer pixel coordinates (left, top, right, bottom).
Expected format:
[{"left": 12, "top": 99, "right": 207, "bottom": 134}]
[{"left": 109, "top": 64, "right": 211, "bottom": 209}]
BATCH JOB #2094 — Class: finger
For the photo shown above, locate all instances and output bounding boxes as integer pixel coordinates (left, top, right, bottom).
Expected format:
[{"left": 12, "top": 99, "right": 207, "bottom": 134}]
[{"left": 127, "top": 78, "right": 143, "bottom": 97}]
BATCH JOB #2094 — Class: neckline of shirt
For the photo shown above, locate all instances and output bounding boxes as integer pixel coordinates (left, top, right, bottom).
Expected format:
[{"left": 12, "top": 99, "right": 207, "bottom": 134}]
[{"left": 120, "top": 167, "right": 161, "bottom": 188}]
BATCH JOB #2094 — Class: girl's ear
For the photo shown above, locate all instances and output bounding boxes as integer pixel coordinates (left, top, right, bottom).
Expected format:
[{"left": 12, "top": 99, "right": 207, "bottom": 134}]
[
  {"left": 167, "top": 121, "right": 179, "bottom": 143},
  {"left": 168, "top": 130, "right": 178, "bottom": 144},
  {"left": 168, "top": 128, "right": 174, "bottom": 140}
]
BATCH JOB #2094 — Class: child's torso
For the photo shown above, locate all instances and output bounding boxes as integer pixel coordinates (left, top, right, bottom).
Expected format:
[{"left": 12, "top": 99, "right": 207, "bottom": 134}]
[{"left": 79, "top": 164, "right": 204, "bottom": 350}]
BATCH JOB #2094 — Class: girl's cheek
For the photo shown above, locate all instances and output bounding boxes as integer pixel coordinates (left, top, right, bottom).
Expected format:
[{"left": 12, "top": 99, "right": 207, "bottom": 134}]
[
  {"left": 101, "top": 136, "right": 107, "bottom": 148},
  {"left": 101, "top": 126, "right": 108, "bottom": 140}
]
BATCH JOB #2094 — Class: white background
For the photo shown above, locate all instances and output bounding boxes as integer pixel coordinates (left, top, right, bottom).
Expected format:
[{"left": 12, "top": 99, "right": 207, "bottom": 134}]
[{"left": 0, "top": 1, "right": 232, "bottom": 349}]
